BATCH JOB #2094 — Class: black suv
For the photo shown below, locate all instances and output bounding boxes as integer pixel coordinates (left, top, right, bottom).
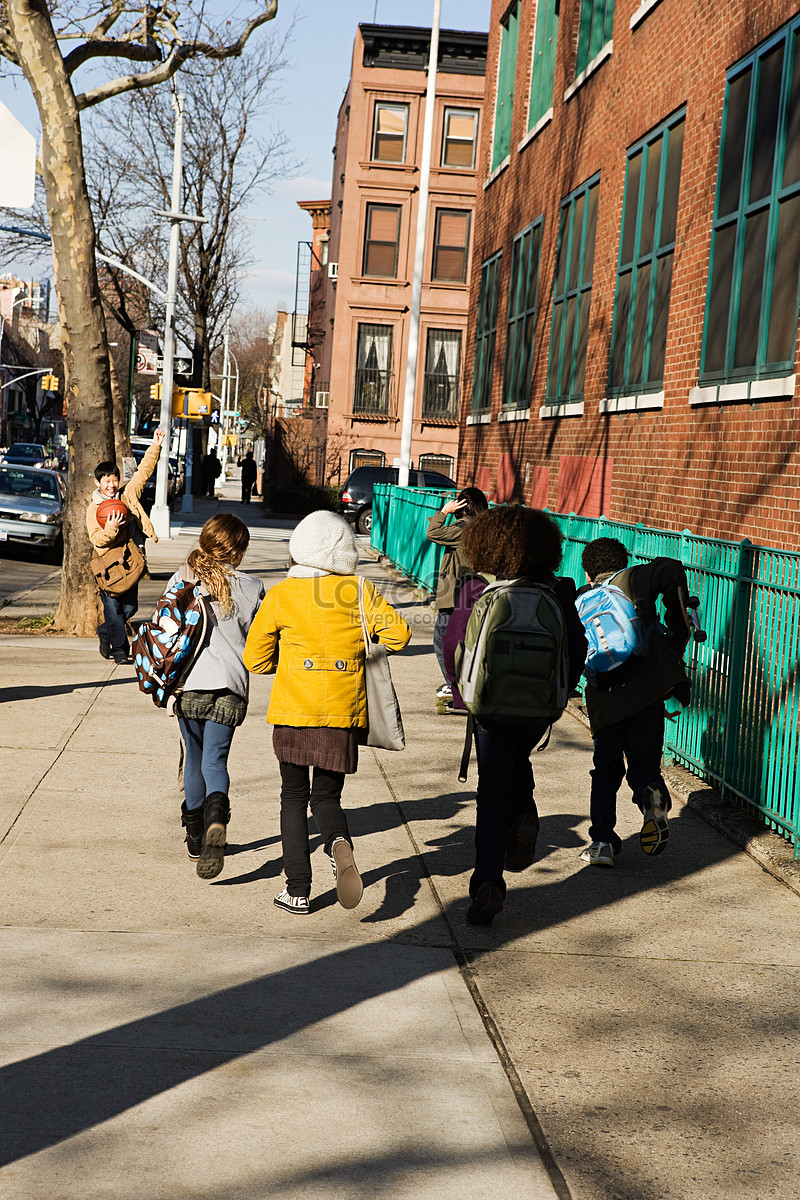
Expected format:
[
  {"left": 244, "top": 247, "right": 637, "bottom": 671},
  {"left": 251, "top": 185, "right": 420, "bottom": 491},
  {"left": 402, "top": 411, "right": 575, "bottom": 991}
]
[{"left": 338, "top": 465, "right": 457, "bottom": 535}]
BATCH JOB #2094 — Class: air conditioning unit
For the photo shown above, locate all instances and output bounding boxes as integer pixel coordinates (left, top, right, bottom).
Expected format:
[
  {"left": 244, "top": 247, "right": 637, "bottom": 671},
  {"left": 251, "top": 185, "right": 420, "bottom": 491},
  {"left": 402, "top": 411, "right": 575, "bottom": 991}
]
[
  {"left": 328, "top": 262, "right": 338, "bottom": 279},
  {"left": 315, "top": 391, "right": 330, "bottom": 409}
]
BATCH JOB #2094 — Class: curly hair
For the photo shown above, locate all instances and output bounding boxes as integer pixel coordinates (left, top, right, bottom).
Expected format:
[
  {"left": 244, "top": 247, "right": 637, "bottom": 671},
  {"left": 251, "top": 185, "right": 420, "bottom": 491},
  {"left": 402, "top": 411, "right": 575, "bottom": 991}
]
[
  {"left": 461, "top": 505, "right": 563, "bottom": 576},
  {"left": 582, "top": 537, "right": 629, "bottom": 580},
  {"left": 188, "top": 513, "right": 250, "bottom": 616}
]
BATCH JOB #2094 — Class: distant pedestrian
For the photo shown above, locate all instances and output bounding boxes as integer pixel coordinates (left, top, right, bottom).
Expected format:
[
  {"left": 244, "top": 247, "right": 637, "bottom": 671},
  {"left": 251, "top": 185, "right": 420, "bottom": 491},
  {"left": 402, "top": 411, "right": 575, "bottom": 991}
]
[
  {"left": 238, "top": 450, "right": 257, "bottom": 504},
  {"left": 444, "top": 506, "right": 587, "bottom": 926},
  {"left": 170, "top": 514, "right": 265, "bottom": 879},
  {"left": 87, "top": 427, "right": 164, "bottom": 664},
  {"left": 577, "top": 538, "right": 692, "bottom": 867},
  {"left": 426, "top": 486, "right": 488, "bottom": 709},
  {"left": 201, "top": 448, "right": 222, "bottom": 497},
  {"left": 244, "top": 511, "right": 411, "bottom": 914}
]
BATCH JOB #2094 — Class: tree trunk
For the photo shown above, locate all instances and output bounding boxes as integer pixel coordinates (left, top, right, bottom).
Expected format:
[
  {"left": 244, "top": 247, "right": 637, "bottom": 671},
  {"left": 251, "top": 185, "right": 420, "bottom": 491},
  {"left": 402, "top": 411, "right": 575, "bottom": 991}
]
[
  {"left": 8, "top": 0, "right": 114, "bottom": 635},
  {"left": 108, "top": 348, "right": 131, "bottom": 465}
]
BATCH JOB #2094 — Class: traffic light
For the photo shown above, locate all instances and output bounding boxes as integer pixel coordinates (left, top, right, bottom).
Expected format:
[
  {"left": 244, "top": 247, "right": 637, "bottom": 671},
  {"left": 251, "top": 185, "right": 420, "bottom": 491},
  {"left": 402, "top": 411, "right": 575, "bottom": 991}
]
[
  {"left": 170, "top": 387, "right": 187, "bottom": 417},
  {"left": 150, "top": 382, "right": 162, "bottom": 401},
  {"left": 40, "top": 373, "right": 59, "bottom": 392}
]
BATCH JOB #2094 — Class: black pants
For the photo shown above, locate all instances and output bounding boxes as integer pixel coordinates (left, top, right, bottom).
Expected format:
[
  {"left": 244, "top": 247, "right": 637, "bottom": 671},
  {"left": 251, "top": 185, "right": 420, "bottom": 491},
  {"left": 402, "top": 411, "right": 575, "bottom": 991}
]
[
  {"left": 589, "top": 699, "right": 670, "bottom": 854},
  {"left": 241, "top": 480, "right": 254, "bottom": 504},
  {"left": 471, "top": 721, "right": 546, "bottom": 896},
  {"left": 278, "top": 761, "right": 350, "bottom": 897}
]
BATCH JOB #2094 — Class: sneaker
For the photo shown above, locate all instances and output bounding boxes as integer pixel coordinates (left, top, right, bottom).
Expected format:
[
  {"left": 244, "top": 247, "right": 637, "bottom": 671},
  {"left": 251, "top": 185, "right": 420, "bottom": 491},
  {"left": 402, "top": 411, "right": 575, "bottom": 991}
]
[
  {"left": 639, "top": 787, "right": 670, "bottom": 855},
  {"left": 112, "top": 650, "right": 130, "bottom": 665},
  {"left": 329, "top": 837, "right": 363, "bottom": 909},
  {"left": 274, "top": 889, "right": 310, "bottom": 915},
  {"left": 98, "top": 640, "right": 112, "bottom": 660},
  {"left": 504, "top": 811, "right": 540, "bottom": 872},
  {"left": 466, "top": 881, "right": 505, "bottom": 926},
  {"left": 580, "top": 841, "right": 616, "bottom": 867},
  {"left": 436, "top": 682, "right": 452, "bottom": 698}
]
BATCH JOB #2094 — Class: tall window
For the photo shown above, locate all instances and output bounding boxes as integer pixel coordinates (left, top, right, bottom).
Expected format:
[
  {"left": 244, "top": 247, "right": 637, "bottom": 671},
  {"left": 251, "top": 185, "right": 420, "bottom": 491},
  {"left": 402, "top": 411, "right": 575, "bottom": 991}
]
[
  {"left": 371, "top": 103, "right": 409, "bottom": 163},
  {"left": 471, "top": 252, "right": 502, "bottom": 411},
  {"left": 609, "top": 111, "right": 685, "bottom": 395},
  {"left": 441, "top": 107, "right": 479, "bottom": 168},
  {"left": 362, "top": 204, "right": 401, "bottom": 278},
  {"left": 432, "top": 209, "right": 471, "bottom": 283},
  {"left": 702, "top": 19, "right": 800, "bottom": 381},
  {"left": 423, "top": 329, "right": 462, "bottom": 420},
  {"left": 546, "top": 177, "right": 600, "bottom": 405},
  {"left": 503, "top": 219, "right": 543, "bottom": 409},
  {"left": 575, "top": 0, "right": 615, "bottom": 78},
  {"left": 528, "top": 0, "right": 559, "bottom": 131},
  {"left": 492, "top": 2, "right": 520, "bottom": 171},
  {"left": 354, "top": 324, "right": 393, "bottom": 415}
]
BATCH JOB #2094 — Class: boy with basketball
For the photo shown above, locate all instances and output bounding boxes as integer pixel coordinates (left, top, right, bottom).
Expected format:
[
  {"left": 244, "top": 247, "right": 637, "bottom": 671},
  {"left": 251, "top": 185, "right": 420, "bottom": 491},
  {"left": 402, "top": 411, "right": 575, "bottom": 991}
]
[{"left": 87, "top": 427, "right": 165, "bottom": 663}]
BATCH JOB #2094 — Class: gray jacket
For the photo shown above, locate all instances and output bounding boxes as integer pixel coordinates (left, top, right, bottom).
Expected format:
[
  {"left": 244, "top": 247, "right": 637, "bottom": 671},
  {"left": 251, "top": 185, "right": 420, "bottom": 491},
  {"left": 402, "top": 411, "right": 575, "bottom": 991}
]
[{"left": 166, "top": 565, "right": 265, "bottom": 701}]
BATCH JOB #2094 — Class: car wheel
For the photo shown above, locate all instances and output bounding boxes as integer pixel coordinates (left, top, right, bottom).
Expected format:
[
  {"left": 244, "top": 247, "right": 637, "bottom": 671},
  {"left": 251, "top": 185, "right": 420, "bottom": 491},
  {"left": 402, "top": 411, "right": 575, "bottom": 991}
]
[
  {"left": 356, "top": 507, "right": 372, "bottom": 536},
  {"left": 45, "top": 532, "right": 64, "bottom": 565}
]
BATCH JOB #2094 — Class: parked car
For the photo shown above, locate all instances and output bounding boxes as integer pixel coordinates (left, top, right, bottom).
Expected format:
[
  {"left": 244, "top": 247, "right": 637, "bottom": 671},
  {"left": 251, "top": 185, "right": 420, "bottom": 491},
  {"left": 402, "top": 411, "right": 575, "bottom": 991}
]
[
  {"left": 129, "top": 446, "right": 182, "bottom": 509},
  {"left": 1, "top": 442, "right": 52, "bottom": 469},
  {"left": 338, "top": 465, "right": 457, "bottom": 535},
  {"left": 0, "top": 464, "right": 65, "bottom": 559}
]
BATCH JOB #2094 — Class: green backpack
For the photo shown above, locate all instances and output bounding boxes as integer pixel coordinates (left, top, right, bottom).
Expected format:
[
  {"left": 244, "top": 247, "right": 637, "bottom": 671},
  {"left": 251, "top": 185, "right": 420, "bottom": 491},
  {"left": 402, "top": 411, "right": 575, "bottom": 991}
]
[{"left": 455, "top": 578, "right": 569, "bottom": 730}]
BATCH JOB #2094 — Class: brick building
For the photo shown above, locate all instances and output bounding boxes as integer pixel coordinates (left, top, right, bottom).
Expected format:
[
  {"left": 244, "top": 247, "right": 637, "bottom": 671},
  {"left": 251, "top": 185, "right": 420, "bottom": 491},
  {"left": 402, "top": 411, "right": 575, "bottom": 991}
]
[
  {"left": 461, "top": 0, "right": 800, "bottom": 549},
  {"left": 319, "top": 23, "right": 488, "bottom": 481}
]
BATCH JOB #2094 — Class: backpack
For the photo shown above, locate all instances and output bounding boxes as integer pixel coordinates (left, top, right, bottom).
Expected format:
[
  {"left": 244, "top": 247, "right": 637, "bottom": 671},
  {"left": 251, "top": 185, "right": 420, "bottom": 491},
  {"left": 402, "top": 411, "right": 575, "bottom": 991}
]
[
  {"left": 575, "top": 569, "right": 648, "bottom": 684},
  {"left": 131, "top": 578, "right": 210, "bottom": 708},
  {"left": 455, "top": 578, "right": 569, "bottom": 731}
]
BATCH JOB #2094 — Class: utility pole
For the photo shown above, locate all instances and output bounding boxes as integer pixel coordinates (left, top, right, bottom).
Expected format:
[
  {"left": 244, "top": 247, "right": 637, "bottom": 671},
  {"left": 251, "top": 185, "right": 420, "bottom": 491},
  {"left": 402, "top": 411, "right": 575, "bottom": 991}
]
[
  {"left": 397, "top": 0, "right": 441, "bottom": 487},
  {"left": 219, "top": 321, "right": 231, "bottom": 476}
]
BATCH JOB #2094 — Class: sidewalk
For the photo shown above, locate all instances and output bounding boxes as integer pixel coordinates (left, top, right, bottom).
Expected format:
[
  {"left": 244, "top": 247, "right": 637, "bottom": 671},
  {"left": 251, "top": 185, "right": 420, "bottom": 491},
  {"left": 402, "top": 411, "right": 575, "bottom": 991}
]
[{"left": 1, "top": 504, "right": 799, "bottom": 1199}]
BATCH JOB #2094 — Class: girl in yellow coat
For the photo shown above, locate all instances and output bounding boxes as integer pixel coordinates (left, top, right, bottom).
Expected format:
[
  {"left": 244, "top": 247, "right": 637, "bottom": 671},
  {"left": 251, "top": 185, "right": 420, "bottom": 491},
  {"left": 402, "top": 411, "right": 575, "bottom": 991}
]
[{"left": 244, "top": 510, "right": 411, "bottom": 914}]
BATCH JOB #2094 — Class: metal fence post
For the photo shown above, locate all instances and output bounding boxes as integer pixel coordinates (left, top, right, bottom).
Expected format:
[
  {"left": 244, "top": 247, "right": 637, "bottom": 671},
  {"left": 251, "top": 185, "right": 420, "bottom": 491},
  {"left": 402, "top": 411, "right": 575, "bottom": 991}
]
[{"left": 721, "top": 538, "right": 753, "bottom": 801}]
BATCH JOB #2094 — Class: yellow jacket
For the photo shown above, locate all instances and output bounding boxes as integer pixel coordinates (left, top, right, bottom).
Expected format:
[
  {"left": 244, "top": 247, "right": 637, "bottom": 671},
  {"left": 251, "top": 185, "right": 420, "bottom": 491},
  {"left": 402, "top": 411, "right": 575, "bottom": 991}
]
[
  {"left": 244, "top": 574, "right": 411, "bottom": 728},
  {"left": 86, "top": 441, "right": 161, "bottom": 556}
]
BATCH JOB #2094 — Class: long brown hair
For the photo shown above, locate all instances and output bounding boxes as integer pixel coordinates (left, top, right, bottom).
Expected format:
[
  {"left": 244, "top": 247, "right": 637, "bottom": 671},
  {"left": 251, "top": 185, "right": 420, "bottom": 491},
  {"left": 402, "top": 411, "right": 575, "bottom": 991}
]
[{"left": 188, "top": 513, "right": 250, "bottom": 615}]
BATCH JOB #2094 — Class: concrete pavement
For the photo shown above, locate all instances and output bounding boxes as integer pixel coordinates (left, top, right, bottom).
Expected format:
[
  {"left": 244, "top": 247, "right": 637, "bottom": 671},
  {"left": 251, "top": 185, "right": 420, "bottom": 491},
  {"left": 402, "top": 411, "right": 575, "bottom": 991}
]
[{"left": 1, "top": 484, "right": 799, "bottom": 1199}]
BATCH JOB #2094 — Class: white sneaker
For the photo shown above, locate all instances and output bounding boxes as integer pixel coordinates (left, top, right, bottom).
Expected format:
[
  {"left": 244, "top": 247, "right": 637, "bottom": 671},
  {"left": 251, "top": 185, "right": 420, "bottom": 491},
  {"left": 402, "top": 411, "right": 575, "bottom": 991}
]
[
  {"left": 580, "top": 841, "right": 616, "bottom": 867},
  {"left": 329, "top": 837, "right": 363, "bottom": 909},
  {"left": 436, "top": 682, "right": 452, "bottom": 698},
  {"left": 274, "top": 889, "right": 310, "bottom": 915},
  {"left": 639, "top": 787, "right": 670, "bottom": 856}
]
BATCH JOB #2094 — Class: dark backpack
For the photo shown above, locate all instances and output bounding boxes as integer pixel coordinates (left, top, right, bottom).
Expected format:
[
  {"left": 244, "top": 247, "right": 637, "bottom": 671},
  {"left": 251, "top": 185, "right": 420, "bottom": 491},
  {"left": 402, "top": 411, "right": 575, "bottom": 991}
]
[{"left": 132, "top": 578, "right": 210, "bottom": 708}]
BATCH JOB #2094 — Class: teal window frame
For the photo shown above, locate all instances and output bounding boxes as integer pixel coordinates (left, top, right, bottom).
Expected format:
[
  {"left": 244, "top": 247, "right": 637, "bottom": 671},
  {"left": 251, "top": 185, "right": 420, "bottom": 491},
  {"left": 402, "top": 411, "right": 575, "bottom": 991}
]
[
  {"left": 575, "top": 0, "right": 615, "bottom": 78},
  {"left": 546, "top": 175, "right": 600, "bottom": 406},
  {"left": 528, "top": 0, "right": 559, "bottom": 131},
  {"left": 502, "top": 219, "right": 544, "bottom": 409},
  {"left": 700, "top": 17, "right": 800, "bottom": 383},
  {"left": 491, "top": 2, "right": 520, "bottom": 171},
  {"left": 608, "top": 109, "right": 686, "bottom": 396},
  {"left": 471, "top": 251, "right": 502, "bottom": 412}
]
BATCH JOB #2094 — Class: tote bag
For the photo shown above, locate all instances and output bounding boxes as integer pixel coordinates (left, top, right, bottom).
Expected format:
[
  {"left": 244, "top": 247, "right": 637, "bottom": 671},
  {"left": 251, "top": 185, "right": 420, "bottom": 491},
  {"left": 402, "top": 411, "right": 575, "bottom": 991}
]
[{"left": 358, "top": 577, "right": 405, "bottom": 751}]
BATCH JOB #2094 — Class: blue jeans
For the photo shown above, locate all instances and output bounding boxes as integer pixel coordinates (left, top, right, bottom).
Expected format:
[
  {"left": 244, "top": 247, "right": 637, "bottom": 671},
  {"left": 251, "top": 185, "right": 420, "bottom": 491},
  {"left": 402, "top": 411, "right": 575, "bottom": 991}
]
[
  {"left": 589, "top": 699, "right": 670, "bottom": 853},
  {"left": 471, "top": 721, "right": 547, "bottom": 896},
  {"left": 98, "top": 586, "right": 138, "bottom": 654},
  {"left": 178, "top": 716, "right": 236, "bottom": 810},
  {"left": 433, "top": 609, "right": 451, "bottom": 682}
]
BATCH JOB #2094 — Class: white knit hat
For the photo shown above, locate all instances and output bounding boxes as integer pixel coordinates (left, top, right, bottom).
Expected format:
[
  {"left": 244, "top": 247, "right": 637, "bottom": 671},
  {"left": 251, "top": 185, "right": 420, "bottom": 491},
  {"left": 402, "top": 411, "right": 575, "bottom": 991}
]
[{"left": 289, "top": 510, "right": 359, "bottom": 575}]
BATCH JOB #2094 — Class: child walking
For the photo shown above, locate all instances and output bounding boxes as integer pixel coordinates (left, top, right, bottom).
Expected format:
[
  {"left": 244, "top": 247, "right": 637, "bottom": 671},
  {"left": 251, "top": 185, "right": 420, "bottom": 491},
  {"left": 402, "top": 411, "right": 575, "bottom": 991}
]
[
  {"left": 244, "top": 510, "right": 410, "bottom": 914},
  {"left": 169, "top": 514, "right": 265, "bottom": 879}
]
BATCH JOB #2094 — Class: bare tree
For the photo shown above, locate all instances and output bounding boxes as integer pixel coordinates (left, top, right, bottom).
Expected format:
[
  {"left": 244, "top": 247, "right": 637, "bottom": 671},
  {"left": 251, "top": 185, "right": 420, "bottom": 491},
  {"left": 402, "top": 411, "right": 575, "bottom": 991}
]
[
  {"left": 229, "top": 307, "right": 282, "bottom": 445},
  {"left": 0, "top": 1, "right": 278, "bottom": 634}
]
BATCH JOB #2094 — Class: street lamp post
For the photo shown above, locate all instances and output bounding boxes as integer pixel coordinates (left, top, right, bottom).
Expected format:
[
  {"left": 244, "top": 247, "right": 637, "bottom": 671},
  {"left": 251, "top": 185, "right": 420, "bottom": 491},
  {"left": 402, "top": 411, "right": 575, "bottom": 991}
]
[{"left": 0, "top": 291, "right": 28, "bottom": 444}]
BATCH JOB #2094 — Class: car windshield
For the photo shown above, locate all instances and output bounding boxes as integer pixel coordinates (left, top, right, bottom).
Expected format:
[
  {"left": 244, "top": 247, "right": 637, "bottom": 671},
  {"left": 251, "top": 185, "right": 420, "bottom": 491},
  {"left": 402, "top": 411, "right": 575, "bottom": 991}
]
[
  {"left": 0, "top": 467, "right": 60, "bottom": 501},
  {"left": 7, "top": 444, "right": 45, "bottom": 460}
]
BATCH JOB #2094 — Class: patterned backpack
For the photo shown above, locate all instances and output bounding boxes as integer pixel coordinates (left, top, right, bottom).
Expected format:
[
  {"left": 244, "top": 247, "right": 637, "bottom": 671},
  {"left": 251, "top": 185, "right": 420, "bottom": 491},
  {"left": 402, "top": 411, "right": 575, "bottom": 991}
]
[{"left": 132, "top": 577, "right": 210, "bottom": 708}]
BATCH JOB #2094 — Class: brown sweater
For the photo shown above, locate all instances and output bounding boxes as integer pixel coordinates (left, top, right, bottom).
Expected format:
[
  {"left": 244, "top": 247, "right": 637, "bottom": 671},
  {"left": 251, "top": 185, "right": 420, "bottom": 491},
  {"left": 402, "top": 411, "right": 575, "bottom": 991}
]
[{"left": 86, "top": 440, "right": 161, "bottom": 558}]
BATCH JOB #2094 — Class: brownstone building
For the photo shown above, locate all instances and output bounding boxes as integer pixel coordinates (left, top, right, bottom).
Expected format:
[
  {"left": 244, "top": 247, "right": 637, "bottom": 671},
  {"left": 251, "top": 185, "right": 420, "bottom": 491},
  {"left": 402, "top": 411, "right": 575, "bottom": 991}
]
[
  {"left": 318, "top": 23, "right": 488, "bottom": 481},
  {"left": 461, "top": 0, "right": 800, "bottom": 549}
]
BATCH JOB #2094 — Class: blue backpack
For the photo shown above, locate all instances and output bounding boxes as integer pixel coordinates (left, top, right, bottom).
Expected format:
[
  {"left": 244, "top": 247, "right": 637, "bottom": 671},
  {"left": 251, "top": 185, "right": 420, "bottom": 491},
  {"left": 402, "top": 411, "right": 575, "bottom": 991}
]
[
  {"left": 575, "top": 570, "right": 648, "bottom": 684},
  {"left": 132, "top": 578, "right": 210, "bottom": 707}
]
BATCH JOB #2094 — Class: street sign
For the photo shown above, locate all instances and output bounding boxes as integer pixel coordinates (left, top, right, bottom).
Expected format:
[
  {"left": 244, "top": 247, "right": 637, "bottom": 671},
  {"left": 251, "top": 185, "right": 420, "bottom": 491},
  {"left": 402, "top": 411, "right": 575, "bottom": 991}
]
[{"left": 157, "top": 354, "right": 193, "bottom": 376}]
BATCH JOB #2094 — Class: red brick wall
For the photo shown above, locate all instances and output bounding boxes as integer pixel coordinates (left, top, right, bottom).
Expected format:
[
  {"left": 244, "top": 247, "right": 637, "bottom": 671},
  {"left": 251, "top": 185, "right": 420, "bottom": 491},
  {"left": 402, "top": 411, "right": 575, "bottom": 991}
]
[{"left": 459, "top": 0, "right": 800, "bottom": 550}]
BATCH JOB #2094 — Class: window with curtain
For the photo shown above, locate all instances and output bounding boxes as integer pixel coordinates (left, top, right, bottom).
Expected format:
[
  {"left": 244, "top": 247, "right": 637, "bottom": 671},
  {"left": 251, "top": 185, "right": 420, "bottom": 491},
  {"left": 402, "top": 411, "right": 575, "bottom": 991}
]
[
  {"left": 503, "top": 219, "right": 543, "bottom": 409},
  {"left": 371, "top": 103, "right": 409, "bottom": 163},
  {"left": 471, "top": 252, "right": 502, "bottom": 411},
  {"left": 701, "top": 18, "right": 800, "bottom": 381},
  {"left": 441, "top": 108, "right": 479, "bottom": 168},
  {"left": 575, "top": 0, "right": 615, "bottom": 78},
  {"left": 528, "top": 0, "right": 559, "bottom": 131},
  {"left": 353, "top": 324, "right": 393, "bottom": 414},
  {"left": 362, "top": 204, "right": 402, "bottom": 278},
  {"left": 423, "top": 329, "right": 462, "bottom": 420},
  {"left": 609, "top": 110, "right": 685, "bottom": 395},
  {"left": 492, "top": 2, "right": 520, "bottom": 171},
  {"left": 432, "top": 209, "right": 471, "bottom": 283},
  {"left": 546, "top": 176, "right": 600, "bottom": 405}
]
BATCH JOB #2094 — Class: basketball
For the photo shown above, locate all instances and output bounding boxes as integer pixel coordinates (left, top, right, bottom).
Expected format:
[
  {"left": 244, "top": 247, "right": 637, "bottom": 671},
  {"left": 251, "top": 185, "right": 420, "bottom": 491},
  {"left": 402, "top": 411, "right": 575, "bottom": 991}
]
[{"left": 96, "top": 498, "right": 130, "bottom": 528}]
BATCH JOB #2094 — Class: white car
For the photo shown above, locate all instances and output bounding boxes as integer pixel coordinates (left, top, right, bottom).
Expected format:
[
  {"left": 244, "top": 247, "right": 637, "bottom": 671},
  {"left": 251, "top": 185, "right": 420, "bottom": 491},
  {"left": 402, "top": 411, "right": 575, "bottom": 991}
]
[{"left": 0, "top": 465, "right": 65, "bottom": 559}]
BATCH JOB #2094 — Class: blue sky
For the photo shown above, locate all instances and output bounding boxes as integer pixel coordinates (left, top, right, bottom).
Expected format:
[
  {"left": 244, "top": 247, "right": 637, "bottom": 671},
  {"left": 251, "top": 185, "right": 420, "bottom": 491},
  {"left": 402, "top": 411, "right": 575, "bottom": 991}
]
[{"left": 0, "top": 0, "right": 491, "bottom": 318}]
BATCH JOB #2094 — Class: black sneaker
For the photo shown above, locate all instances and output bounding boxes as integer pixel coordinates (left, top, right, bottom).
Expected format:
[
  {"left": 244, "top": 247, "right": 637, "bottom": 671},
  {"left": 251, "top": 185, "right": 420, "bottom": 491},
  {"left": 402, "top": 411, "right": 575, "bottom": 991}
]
[
  {"left": 639, "top": 787, "right": 670, "bottom": 855},
  {"left": 504, "top": 811, "right": 540, "bottom": 872},
  {"left": 113, "top": 650, "right": 130, "bottom": 665},
  {"left": 99, "top": 641, "right": 112, "bottom": 660},
  {"left": 465, "top": 881, "right": 505, "bottom": 926}
]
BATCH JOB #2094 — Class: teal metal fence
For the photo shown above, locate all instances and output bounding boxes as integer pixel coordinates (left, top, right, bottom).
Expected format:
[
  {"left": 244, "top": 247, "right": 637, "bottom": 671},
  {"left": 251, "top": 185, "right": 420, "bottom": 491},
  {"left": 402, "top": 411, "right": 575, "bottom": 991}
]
[{"left": 372, "top": 488, "right": 800, "bottom": 857}]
